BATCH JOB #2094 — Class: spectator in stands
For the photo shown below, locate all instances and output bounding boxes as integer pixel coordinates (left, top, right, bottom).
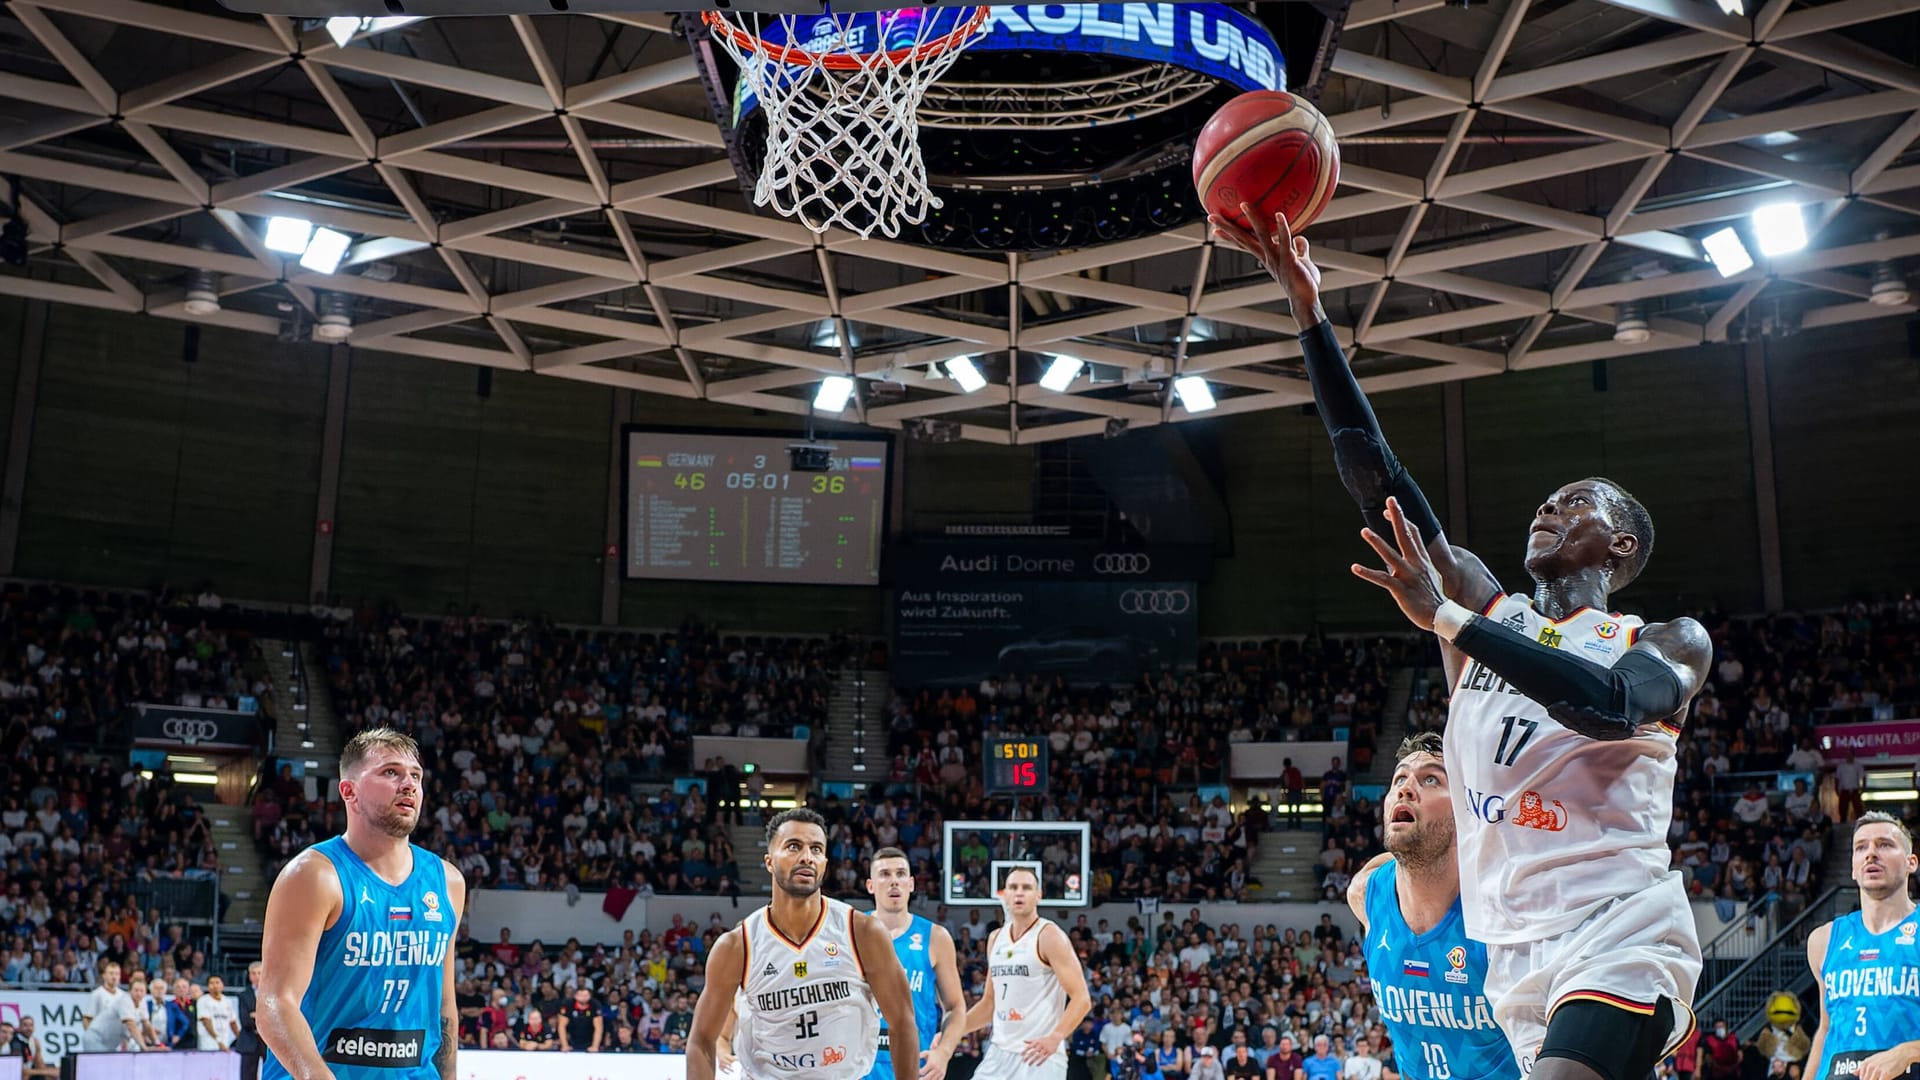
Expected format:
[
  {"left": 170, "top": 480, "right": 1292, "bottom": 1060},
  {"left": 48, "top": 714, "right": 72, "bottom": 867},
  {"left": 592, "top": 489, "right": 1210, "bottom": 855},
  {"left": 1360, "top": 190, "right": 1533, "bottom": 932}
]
[
  {"left": 517, "top": 1006, "right": 557, "bottom": 1051},
  {"left": 559, "top": 985, "right": 605, "bottom": 1052},
  {"left": 128, "top": 974, "right": 169, "bottom": 1051},
  {"left": 1701, "top": 1018, "right": 1741, "bottom": 1080},
  {"left": 1341, "top": 1037, "right": 1381, "bottom": 1080}
]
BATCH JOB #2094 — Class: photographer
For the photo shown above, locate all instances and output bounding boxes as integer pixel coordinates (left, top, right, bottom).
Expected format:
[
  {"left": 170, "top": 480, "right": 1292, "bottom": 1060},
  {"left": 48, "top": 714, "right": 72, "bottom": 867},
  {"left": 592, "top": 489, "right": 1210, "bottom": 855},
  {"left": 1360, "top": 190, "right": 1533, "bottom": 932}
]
[{"left": 1112, "top": 1033, "right": 1164, "bottom": 1080}]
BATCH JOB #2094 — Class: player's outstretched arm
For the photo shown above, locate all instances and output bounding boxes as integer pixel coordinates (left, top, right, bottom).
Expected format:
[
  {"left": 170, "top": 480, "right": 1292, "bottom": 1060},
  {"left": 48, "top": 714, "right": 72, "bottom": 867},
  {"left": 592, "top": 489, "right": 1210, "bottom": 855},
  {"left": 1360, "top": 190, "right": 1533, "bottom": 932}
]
[
  {"left": 1355, "top": 498, "right": 1707, "bottom": 741},
  {"left": 1804, "top": 923, "right": 1832, "bottom": 1080},
  {"left": 925, "top": 925, "right": 968, "bottom": 1080},
  {"left": 1346, "top": 853, "right": 1394, "bottom": 930},
  {"left": 687, "top": 929, "right": 745, "bottom": 1080},
  {"left": 855, "top": 913, "right": 922, "bottom": 1080},
  {"left": 436, "top": 862, "right": 466, "bottom": 1080},
  {"left": 256, "top": 850, "right": 344, "bottom": 1080},
  {"left": 1031, "top": 923, "right": 1093, "bottom": 1066},
  {"left": 960, "top": 929, "right": 998, "bottom": 1036}
]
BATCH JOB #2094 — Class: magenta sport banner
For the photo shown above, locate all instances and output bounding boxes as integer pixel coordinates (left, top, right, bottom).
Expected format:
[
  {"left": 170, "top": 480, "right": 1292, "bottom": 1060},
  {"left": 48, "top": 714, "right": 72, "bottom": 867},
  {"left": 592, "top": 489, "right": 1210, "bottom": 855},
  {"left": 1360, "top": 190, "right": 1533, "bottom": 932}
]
[{"left": 1816, "top": 720, "right": 1920, "bottom": 758}]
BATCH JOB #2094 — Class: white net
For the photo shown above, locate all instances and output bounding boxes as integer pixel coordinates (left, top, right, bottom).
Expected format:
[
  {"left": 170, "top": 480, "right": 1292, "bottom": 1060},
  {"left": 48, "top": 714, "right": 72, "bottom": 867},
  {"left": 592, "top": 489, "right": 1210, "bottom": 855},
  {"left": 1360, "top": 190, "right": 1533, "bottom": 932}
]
[{"left": 705, "top": 8, "right": 988, "bottom": 239}]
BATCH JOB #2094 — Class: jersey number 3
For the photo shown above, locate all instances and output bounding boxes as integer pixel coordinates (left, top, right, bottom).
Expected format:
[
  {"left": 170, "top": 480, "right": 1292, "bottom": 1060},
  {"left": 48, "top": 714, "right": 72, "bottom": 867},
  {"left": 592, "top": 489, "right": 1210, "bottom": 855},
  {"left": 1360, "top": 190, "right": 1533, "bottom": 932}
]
[{"left": 1493, "top": 716, "right": 1538, "bottom": 767}]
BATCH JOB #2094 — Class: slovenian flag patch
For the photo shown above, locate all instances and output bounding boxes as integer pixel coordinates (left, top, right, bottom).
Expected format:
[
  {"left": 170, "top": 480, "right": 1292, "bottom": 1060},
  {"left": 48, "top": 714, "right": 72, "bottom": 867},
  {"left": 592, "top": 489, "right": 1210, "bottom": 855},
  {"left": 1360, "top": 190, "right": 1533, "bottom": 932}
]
[
  {"left": 1403, "top": 960, "right": 1429, "bottom": 978},
  {"left": 389, "top": 906, "right": 413, "bottom": 922}
]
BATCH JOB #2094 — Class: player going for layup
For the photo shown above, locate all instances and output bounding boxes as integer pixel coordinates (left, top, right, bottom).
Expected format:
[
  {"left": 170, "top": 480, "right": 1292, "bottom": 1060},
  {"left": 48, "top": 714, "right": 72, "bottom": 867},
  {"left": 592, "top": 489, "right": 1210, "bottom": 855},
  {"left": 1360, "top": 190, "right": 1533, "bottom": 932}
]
[
  {"left": 1216, "top": 210, "right": 1709, "bottom": 1080},
  {"left": 1804, "top": 812, "right": 1920, "bottom": 1080},
  {"left": 962, "top": 867, "right": 1092, "bottom": 1080},
  {"left": 688, "top": 808, "right": 922, "bottom": 1080},
  {"left": 258, "top": 728, "right": 466, "bottom": 1080},
  {"left": 1349, "top": 732, "right": 1519, "bottom": 1080},
  {"left": 867, "top": 848, "right": 967, "bottom": 1080}
]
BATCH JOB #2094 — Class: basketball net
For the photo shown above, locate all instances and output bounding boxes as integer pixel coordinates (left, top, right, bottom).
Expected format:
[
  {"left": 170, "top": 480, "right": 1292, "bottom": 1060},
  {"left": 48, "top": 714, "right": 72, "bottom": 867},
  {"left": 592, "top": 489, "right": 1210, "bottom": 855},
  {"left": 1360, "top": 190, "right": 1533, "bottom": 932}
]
[{"left": 703, "top": 7, "right": 989, "bottom": 239}]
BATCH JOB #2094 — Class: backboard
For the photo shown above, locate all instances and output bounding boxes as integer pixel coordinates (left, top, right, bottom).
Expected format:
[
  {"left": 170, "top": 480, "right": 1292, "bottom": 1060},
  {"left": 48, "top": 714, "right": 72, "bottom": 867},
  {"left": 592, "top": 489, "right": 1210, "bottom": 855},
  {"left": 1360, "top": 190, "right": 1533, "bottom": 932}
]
[{"left": 942, "top": 820, "right": 1091, "bottom": 907}]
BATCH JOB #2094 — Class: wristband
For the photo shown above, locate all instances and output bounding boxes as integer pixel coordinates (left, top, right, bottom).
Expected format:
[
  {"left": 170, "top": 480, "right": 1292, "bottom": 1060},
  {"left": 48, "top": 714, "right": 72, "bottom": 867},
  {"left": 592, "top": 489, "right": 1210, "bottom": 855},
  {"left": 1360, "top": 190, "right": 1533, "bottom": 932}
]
[{"left": 1433, "top": 599, "right": 1475, "bottom": 643}]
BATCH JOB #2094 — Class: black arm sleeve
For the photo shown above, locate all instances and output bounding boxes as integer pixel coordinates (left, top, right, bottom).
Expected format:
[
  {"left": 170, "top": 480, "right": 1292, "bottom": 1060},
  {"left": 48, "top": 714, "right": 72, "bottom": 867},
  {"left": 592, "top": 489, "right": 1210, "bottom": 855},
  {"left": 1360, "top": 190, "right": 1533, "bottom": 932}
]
[
  {"left": 1298, "top": 319, "right": 1446, "bottom": 541},
  {"left": 1451, "top": 617, "right": 1688, "bottom": 739}
]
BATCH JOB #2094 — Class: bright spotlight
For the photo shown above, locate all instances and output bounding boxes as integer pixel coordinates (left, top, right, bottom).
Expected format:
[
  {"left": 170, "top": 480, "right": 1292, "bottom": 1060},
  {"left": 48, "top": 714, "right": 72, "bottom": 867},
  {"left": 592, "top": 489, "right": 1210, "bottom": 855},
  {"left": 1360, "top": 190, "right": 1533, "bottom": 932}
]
[
  {"left": 945, "top": 356, "right": 987, "bottom": 393},
  {"left": 1173, "top": 375, "right": 1216, "bottom": 413},
  {"left": 1750, "top": 203, "right": 1807, "bottom": 257},
  {"left": 1039, "top": 355, "right": 1084, "bottom": 392},
  {"left": 298, "top": 227, "right": 351, "bottom": 275},
  {"left": 814, "top": 376, "right": 856, "bottom": 413},
  {"left": 1702, "top": 227, "right": 1754, "bottom": 278},
  {"left": 264, "top": 216, "right": 313, "bottom": 255}
]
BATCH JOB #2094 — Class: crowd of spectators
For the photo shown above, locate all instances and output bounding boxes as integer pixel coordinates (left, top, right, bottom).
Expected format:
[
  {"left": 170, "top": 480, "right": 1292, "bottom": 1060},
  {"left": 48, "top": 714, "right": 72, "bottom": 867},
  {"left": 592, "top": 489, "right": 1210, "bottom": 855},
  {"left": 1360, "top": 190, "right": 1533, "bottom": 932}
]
[{"left": 0, "top": 584, "right": 259, "bottom": 994}]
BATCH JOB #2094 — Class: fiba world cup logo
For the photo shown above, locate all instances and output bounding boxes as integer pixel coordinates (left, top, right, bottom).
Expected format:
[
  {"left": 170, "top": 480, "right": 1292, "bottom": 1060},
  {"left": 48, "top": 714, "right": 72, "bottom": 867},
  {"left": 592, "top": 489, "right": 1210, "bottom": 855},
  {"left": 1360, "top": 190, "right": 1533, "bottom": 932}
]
[{"left": 878, "top": 8, "right": 927, "bottom": 52}]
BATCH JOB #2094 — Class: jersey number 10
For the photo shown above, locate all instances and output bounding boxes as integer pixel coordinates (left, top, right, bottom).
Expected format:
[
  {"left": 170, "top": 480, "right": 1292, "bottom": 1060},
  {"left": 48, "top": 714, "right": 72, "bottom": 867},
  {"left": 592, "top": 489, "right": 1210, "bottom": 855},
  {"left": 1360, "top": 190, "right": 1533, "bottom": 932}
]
[{"left": 1422, "top": 1041, "right": 1452, "bottom": 1080}]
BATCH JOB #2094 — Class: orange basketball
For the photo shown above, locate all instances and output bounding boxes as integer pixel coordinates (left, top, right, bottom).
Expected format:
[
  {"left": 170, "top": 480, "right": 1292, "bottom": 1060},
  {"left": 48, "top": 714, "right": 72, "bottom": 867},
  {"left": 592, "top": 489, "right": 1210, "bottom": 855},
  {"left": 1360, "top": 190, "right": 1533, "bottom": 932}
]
[{"left": 1193, "top": 90, "right": 1340, "bottom": 235}]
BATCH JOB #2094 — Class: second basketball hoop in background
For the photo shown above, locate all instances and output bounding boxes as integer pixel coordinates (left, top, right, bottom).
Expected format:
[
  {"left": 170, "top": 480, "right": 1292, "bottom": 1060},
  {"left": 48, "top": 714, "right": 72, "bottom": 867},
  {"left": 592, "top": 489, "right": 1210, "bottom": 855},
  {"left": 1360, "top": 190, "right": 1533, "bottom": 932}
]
[{"left": 702, "top": 6, "right": 990, "bottom": 239}]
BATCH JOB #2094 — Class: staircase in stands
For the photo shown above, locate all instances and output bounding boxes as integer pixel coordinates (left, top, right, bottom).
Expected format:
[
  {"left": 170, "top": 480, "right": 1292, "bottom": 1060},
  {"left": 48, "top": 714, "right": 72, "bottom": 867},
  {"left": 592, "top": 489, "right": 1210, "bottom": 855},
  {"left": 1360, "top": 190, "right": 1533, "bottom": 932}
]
[{"left": 823, "top": 667, "right": 891, "bottom": 782}]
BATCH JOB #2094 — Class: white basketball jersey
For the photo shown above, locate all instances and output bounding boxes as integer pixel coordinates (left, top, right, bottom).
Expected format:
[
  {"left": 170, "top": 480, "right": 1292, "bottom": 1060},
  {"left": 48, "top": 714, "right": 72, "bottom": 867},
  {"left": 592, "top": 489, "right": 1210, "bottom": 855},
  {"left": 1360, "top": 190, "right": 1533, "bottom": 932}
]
[
  {"left": 736, "top": 897, "right": 879, "bottom": 1080},
  {"left": 1445, "top": 595, "right": 1683, "bottom": 945},
  {"left": 987, "top": 918, "right": 1066, "bottom": 1059}
]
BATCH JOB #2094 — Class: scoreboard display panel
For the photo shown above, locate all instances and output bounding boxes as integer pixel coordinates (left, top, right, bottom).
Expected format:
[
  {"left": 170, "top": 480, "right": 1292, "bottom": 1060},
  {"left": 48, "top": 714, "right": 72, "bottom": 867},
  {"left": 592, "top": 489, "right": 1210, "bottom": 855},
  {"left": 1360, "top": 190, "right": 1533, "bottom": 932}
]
[
  {"left": 983, "top": 736, "right": 1049, "bottom": 796},
  {"left": 623, "top": 428, "right": 891, "bottom": 586}
]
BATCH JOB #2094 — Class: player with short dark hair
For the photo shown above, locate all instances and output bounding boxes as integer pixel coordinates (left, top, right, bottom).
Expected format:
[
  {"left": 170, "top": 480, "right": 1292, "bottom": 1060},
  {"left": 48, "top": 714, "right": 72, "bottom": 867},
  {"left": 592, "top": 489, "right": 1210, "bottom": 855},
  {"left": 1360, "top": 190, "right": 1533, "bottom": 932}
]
[
  {"left": 688, "top": 808, "right": 922, "bottom": 1080},
  {"left": 1217, "top": 211, "right": 1710, "bottom": 1080}
]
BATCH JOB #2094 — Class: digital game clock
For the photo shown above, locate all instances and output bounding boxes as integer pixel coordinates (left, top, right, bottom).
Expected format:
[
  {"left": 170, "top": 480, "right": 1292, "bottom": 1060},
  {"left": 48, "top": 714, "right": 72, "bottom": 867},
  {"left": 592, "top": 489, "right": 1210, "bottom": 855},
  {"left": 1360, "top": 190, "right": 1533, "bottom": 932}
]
[{"left": 983, "top": 736, "right": 1048, "bottom": 796}]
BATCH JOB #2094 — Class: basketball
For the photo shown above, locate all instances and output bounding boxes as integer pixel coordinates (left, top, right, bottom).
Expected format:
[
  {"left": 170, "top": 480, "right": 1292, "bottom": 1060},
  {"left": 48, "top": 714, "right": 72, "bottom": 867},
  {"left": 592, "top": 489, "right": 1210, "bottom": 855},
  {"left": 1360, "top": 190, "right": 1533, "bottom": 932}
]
[{"left": 1193, "top": 90, "right": 1340, "bottom": 235}]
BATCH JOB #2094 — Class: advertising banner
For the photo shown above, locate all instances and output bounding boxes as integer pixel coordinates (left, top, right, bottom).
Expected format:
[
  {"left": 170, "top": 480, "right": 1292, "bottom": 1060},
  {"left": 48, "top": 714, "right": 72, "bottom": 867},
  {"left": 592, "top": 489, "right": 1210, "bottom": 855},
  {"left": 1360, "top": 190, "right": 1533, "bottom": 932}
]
[
  {"left": 130, "top": 705, "right": 261, "bottom": 751},
  {"left": 1816, "top": 720, "right": 1920, "bottom": 759},
  {"left": 73, "top": 1053, "right": 241, "bottom": 1080},
  {"left": 0, "top": 990, "right": 87, "bottom": 1064},
  {"left": 892, "top": 580, "right": 1197, "bottom": 686}
]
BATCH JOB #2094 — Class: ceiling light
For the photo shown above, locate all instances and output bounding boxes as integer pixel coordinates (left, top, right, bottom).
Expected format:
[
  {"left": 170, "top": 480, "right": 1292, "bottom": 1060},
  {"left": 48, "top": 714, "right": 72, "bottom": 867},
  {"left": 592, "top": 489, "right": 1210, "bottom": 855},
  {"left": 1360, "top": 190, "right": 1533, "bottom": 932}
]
[
  {"left": 264, "top": 216, "right": 313, "bottom": 255},
  {"left": 1173, "top": 375, "right": 1216, "bottom": 412},
  {"left": 1039, "top": 355, "right": 1084, "bottom": 392},
  {"left": 814, "top": 375, "right": 856, "bottom": 413},
  {"left": 1614, "top": 303, "right": 1651, "bottom": 345},
  {"left": 1751, "top": 203, "right": 1807, "bottom": 257},
  {"left": 1715, "top": 0, "right": 1743, "bottom": 14},
  {"left": 183, "top": 269, "right": 221, "bottom": 317},
  {"left": 313, "top": 292, "right": 352, "bottom": 343},
  {"left": 1869, "top": 263, "right": 1910, "bottom": 307},
  {"left": 945, "top": 356, "right": 987, "bottom": 393},
  {"left": 298, "top": 227, "right": 351, "bottom": 275},
  {"left": 326, "top": 15, "right": 421, "bottom": 48},
  {"left": 1702, "top": 227, "right": 1754, "bottom": 278}
]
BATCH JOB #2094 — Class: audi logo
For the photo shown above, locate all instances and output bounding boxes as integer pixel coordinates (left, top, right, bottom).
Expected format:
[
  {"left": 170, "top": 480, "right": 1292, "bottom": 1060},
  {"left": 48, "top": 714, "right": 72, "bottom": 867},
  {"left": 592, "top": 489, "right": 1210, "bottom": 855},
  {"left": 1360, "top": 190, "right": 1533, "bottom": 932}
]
[
  {"left": 1093, "top": 553, "right": 1152, "bottom": 575},
  {"left": 161, "top": 718, "right": 222, "bottom": 744},
  {"left": 1119, "top": 589, "right": 1191, "bottom": 615}
]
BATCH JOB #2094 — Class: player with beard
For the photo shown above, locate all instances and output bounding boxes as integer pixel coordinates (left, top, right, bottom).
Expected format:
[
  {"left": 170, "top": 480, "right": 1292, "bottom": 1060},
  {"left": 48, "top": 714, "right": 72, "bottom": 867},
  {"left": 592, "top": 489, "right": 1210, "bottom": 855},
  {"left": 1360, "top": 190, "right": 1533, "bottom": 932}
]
[
  {"left": 1349, "top": 733, "right": 1519, "bottom": 1080},
  {"left": 258, "top": 728, "right": 465, "bottom": 1080},
  {"left": 688, "top": 808, "right": 921, "bottom": 1080},
  {"left": 1804, "top": 812, "right": 1920, "bottom": 1080},
  {"left": 1218, "top": 208, "right": 1707, "bottom": 1080},
  {"left": 866, "top": 848, "right": 966, "bottom": 1080},
  {"left": 962, "top": 867, "right": 1092, "bottom": 1080}
]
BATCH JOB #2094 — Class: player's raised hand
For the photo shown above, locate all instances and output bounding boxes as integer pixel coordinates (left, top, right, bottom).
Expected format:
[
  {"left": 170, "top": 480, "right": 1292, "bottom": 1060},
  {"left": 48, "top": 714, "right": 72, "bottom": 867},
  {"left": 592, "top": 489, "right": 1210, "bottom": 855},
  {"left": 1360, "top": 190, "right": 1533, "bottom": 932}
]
[
  {"left": 1209, "top": 206, "right": 1322, "bottom": 317},
  {"left": 1351, "top": 497, "right": 1448, "bottom": 632},
  {"left": 1021, "top": 1032, "right": 1064, "bottom": 1066}
]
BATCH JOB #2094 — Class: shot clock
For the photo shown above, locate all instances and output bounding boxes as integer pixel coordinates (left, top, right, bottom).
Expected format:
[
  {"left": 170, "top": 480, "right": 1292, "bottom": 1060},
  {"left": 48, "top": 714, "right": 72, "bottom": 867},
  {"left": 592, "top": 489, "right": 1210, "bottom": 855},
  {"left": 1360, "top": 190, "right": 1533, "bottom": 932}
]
[{"left": 983, "top": 736, "right": 1048, "bottom": 796}]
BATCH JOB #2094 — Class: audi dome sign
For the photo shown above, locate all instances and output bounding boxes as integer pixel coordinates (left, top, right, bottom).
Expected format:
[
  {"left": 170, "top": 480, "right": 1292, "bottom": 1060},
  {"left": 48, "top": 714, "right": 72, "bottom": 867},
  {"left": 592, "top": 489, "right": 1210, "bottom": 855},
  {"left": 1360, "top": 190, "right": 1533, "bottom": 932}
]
[{"left": 133, "top": 704, "right": 261, "bottom": 751}]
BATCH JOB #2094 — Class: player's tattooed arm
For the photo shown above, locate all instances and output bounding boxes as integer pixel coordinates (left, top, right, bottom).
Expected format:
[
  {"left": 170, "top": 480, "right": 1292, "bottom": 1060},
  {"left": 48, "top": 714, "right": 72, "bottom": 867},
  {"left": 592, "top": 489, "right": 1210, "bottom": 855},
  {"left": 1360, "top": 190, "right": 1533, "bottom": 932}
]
[{"left": 434, "top": 1018, "right": 457, "bottom": 1080}]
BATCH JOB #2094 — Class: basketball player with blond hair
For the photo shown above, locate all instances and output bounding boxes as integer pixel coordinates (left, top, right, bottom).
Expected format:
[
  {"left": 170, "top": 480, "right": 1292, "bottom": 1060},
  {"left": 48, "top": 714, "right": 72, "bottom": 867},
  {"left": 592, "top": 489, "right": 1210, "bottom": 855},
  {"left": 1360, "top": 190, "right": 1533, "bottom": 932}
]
[
  {"left": 961, "top": 867, "right": 1092, "bottom": 1080},
  {"left": 1804, "top": 812, "right": 1920, "bottom": 1080},
  {"left": 258, "top": 728, "right": 466, "bottom": 1080},
  {"left": 1217, "top": 210, "right": 1707, "bottom": 1080}
]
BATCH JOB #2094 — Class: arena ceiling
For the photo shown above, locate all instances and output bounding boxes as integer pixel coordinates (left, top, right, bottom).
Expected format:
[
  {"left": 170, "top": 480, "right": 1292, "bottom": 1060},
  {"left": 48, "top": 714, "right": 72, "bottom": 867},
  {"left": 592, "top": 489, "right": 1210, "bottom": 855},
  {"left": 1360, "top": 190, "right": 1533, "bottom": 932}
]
[{"left": 0, "top": 0, "right": 1918, "bottom": 444}]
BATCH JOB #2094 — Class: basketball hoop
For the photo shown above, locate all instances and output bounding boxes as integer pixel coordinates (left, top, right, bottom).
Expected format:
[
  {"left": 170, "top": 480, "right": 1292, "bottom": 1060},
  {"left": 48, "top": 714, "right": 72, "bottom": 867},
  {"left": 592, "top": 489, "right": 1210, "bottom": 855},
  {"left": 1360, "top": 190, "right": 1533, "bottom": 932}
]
[{"left": 702, "top": 6, "right": 990, "bottom": 239}]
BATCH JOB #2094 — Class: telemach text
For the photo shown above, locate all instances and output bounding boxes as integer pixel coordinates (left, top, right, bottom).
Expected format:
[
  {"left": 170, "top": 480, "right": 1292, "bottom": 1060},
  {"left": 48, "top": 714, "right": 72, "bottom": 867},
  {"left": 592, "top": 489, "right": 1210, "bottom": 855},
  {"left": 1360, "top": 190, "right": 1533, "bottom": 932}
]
[{"left": 755, "top": 979, "right": 854, "bottom": 1013}]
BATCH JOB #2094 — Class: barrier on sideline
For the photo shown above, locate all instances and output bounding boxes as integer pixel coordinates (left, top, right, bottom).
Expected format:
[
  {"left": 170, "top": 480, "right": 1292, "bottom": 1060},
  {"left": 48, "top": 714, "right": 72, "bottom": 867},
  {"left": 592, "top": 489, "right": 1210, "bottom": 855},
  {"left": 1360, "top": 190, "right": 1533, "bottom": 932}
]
[
  {"left": 0, "top": 990, "right": 88, "bottom": 1063},
  {"left": 70, "top": 1053, "right": 241, "bottom": 1080},
  {"left": 458, "top": 1050, "right": 686, "bottom": 1080},
  {"left": 2, "top": 1056, "right": 19, "bottom": 1080}
]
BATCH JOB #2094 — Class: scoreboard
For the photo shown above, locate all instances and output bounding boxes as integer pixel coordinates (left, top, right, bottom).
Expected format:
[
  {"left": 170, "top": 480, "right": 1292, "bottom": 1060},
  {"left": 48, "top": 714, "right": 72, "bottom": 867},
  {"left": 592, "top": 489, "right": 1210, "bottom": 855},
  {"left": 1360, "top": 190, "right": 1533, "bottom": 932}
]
[
  {"left": 623, "top": 428, "right": 891, "bottom": 586},
  {"left": 983, "top": 736, "right": 1049, "bottom": 796}
]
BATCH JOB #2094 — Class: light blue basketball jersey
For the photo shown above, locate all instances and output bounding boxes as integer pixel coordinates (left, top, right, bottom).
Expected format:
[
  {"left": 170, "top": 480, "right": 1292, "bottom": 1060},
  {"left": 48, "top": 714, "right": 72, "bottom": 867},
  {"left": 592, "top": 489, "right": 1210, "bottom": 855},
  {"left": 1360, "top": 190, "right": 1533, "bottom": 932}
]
[
  {"left": 1812, "top": 909, "right": 1920, "bottom": 1080},
  {"left": 870, "top": 914, "right": 942, "bottom": 1080},
  {"left": 261, "top": 837, "right": 452, "bottom": 1080},
  {"left": 1365, "top": 865, "right": 1518, "bottom": 1080}
]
